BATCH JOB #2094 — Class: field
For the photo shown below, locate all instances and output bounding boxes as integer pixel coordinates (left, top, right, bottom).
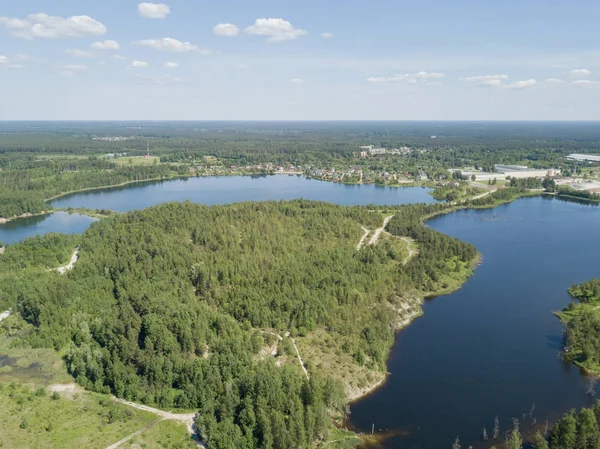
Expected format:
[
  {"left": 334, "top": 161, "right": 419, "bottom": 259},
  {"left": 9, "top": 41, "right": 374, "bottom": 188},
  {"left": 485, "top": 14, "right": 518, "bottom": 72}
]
[
  {"left": 0, "top": 383, "right": 156, "bottom": 449},
  {"left": 112, "top": 156, "right": 160, "bottom": 166}
]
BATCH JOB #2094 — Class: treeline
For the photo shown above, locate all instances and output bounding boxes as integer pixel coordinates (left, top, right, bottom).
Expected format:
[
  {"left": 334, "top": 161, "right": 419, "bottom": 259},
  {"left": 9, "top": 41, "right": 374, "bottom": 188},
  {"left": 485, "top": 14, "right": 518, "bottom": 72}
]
[
  {"left": 559, "top": 279, "right": 600, "bottom": 374},
  {"left": 0, "top": 200, "right": 479, "bottom": 449},
  {"left": 0, "top": 191, "right": 46, "bottom": 219},
  {"left": 569, "top": 279, "right": 600, "bottom": 303},
  {"left": 0, "top": 163, "right": 188, "bottom": 216},
  {"left": 508, "top": 177, "right": 543, "bottom": 189},
  {"left": 557, "top": 187, "right": 600, "bottom": 203}
]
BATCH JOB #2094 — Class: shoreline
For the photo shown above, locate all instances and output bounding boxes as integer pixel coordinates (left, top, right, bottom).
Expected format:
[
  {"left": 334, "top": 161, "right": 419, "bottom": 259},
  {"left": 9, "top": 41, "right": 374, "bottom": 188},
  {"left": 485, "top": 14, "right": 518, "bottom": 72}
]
[{"left": 0, "top": 211, "right": 51, "bottom": 225}]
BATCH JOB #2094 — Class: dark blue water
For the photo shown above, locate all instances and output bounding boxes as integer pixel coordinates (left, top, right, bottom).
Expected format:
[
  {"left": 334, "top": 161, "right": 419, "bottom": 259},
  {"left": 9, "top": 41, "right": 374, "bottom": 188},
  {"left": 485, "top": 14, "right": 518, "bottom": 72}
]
[
  {"left": 49, "top": 176, "right": 436, "bottom": 212},
  {"left": 0, "top": 212, "right": 97, "bottom": 245},
  {"left": 351, "top": 196, "right": 600, "bottom": 448}
]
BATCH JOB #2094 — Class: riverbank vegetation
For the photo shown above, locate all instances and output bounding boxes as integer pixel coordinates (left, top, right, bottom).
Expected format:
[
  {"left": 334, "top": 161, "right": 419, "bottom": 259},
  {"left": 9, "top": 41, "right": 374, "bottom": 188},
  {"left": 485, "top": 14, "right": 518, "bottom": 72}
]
[
  {"left": 0, "top": 200, "right": 478, "bottom": 449},
  {"left": 557, "top": 279, "right": 600, "bottom": 374},
  {"left": 430, "top": 183, "right": 486, "bottom": 202}
]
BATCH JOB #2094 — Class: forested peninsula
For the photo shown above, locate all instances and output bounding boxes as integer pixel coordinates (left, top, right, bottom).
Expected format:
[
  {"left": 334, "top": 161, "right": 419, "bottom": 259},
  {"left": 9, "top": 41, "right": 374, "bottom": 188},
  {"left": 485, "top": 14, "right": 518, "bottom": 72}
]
[
  {"left": 559, "top": 279, "right": 600, "bottom": 375},
  {"left": 0, "top": 200, "right": 478, "bottom": 449}
]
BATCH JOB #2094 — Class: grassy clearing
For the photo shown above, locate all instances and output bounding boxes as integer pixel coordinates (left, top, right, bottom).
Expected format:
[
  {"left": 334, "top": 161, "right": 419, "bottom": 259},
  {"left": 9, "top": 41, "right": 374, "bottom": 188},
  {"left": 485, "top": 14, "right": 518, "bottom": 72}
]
[
  {"left": 0, "top": 383, "right": 156, "bottom": 449},
  {"left": 318, "top": 427, "right": 361, "bottom": 448},
  {"left": 124, "top": 420, "right": 197, "bottom": 449},
  {"left": 112, "top": 156, "right": 160, "bottom": 166},
  {"left": 0, "top": 317, "right": 71, "bottom": 386}
]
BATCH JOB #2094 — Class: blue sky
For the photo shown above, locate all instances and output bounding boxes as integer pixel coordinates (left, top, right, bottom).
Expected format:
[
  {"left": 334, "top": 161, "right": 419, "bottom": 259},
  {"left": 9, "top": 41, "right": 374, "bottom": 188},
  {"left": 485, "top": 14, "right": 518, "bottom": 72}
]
[{"left": 1, "top": 0, "right": 600, "bottom": 120}]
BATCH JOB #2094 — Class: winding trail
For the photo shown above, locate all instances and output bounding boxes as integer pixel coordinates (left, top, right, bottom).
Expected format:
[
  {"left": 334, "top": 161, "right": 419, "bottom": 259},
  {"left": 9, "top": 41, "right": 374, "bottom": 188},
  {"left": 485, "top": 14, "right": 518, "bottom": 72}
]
[
  {"left": 368, "top": 216, "right": 394, "bottom": 246},
  {"left": 356, "top": 227, "right": 371, "bottom": 250},
  {"left": 107, "top": 398, "right": 204, "bottom": 449},
  {"left": 53, "top": 247, "right": 80, "bottom": 274},
  {"left": 400, "top": 237, "right": 416, "bottom": 265},
  {"left": 290, "top": 336, "right": 309, "bottom": 380}
]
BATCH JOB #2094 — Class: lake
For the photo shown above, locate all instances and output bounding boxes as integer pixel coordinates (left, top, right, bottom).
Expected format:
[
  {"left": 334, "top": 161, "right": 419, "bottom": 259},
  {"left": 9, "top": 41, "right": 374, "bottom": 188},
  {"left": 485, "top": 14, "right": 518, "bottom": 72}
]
[
  {"left": 49, "top": 175, "right": 437, "bottom": 212},
  {"left": 350, "top": 196, "right": 600, "bottom": 448},
  {"left": 2, "top": 176, "right": 435, "bottom": 245},
  {"left": 0, "top": 212, "right": 97, "bottom": 245}
]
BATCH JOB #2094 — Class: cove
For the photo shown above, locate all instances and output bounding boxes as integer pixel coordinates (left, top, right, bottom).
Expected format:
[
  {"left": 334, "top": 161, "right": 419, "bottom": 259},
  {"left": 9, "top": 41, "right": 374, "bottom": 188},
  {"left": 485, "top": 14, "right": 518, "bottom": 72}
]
[
  {"left": 0, "top": 212, "right": 97, "bottom": 246},
  {"left": 350, "top": 196, "right": 600, "bottom": 448}
]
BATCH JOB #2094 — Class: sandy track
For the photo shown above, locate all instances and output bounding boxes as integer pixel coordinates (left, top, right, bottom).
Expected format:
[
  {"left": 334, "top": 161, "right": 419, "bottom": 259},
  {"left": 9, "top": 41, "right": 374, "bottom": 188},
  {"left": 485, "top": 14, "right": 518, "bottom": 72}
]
[
  {"left": 55, "top": 248, "right": 79, "bottom": 274},
  {"left": 368, "top": 216, "right": 393, "bottom": 246},
  {"left": 105, "top": 398, "right": 204, "bottom": 449},
  {"left": 356, "top": 227, "right": 370, "bottom": 250},
  {"left": 400, "top": 237, "right": 416, "bottom": 265}
]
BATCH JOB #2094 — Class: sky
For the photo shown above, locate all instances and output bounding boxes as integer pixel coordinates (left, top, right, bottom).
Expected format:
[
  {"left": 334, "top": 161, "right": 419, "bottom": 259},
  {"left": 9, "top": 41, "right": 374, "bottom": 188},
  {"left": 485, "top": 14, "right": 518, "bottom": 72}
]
[{"left": 1, "top": 0, "right": 600, "bottom": 120}]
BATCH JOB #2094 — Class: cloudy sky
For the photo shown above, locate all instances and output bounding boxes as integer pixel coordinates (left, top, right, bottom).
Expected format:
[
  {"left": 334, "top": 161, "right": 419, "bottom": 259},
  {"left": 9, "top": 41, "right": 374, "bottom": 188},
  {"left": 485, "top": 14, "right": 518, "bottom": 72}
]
[{"left": 1, "top": 0, "right": 600, "bottom": 120}]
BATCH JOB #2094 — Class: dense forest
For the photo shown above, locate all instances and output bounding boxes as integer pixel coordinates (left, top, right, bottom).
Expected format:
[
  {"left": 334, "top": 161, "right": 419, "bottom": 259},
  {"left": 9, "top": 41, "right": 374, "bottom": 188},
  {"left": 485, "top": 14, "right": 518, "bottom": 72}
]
[{"left": 0, "top": 200, "right": 478, "bottom": 449}]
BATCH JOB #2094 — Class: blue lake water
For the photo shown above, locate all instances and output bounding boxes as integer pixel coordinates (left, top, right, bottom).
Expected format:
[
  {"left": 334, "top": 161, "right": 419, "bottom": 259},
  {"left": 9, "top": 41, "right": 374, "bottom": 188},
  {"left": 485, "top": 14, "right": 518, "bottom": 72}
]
[
  {"left": 350, "top": 196, "right": 600, "bottom": 448},
  {"left": 49, "top": 175, "right": 437, "bottom": 212},
  {"left": 0, "top": 212, "right": 97, "bottom": 245}
]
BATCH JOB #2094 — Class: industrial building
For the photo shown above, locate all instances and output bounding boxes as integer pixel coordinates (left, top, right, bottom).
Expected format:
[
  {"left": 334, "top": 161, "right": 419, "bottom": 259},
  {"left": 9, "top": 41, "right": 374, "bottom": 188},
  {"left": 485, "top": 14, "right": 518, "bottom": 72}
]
[{"left": 566, "top": 154, "right": 600, "bottom": 163}]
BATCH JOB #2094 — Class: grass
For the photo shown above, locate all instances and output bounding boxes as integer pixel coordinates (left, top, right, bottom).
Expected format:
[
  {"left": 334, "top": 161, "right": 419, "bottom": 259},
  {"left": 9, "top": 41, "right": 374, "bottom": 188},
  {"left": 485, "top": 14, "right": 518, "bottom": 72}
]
[
  {"left": 0, "top": 317, "right": 71, "bottom": 386},
  {"left": 318, "top": 427, "right": 361, "bottom": 448},
  {"left": 0, "top": 383, "right": 156, "bottom": 449},
  {"left": 112, "top": 156, "right": 161, "bottom": 166},
  {"left": 125, "top": 420, "right": 197, "bottom": 449}
]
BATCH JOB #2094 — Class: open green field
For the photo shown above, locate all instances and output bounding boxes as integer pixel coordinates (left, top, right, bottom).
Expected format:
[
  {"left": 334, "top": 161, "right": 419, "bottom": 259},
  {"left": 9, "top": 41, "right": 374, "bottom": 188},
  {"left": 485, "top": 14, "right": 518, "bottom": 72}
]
[
  {"left": 112, "top": 156, "right": 161, "bottom": 166},
  {"left": 0, "top": 383, "right": 156, "bottom": 449}
]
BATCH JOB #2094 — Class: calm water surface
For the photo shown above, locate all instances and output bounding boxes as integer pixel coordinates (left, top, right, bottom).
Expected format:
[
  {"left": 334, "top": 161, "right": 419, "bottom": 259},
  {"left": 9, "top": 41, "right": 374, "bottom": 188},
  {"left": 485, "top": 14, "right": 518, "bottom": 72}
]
[
  {"left": 50, "top": 175, "right": 436, "bottom": 212},
  {"left": 0, "top": 212, "right": 97, "bottom": 245},
  {"left": 351, "top": 196, "right": 600, "bottom": 448}
]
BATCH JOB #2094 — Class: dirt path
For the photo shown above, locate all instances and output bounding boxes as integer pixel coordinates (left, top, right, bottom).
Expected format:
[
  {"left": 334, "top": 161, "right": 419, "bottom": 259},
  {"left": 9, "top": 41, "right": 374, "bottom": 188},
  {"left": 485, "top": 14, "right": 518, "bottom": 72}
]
[
  {"left": 54, "top": 247, "right": 79, "bottom": 274},
  {"left": 400, "top": 237, "right": 416, "bottom": 265},
  {"left": 0, "top": 310, "right": 11, "bottom": 323},
  {"left": 356, "top": 227, "right": 370, "bottom": 250},
  {"left": 368, "top": 216, "right": 394, "bottom": 246},
  {"left": 107, "top": 398, "right": 204, "bottom": 449},
  {"left": 290, "top": 336, "right": 309, "bottom": 380}
]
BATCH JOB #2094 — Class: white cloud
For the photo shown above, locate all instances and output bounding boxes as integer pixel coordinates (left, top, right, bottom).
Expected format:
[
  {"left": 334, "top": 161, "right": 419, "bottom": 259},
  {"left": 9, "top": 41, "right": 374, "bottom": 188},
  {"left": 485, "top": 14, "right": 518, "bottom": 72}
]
[
  {"left": 129, "top": 60, "right": 149, "bottom": 69},
  {"left": 59, "top": 70, "right": 75, "bottom": 77},
  {"left": 137, "top": 3, "right": 171, "bottom": 19},
  {"left": 114, "top": 54, "right": 127, "bottom": 60},
  {"left": 505, "top": 79, "right": 537, "bottom": 90},
  {"left": 164, "top": 61, "right": 179, "bottom": 68},
  {"left": 63, "top": 64, "right": 87, "bottom": 71},
  {"left": 244, "top": 18, "right": 307, "bottom": 42},
  {"left": 16, "top": 54, "right": 45, "bottom": 63},
  {"left": 321, "top": 32, "right": 334, "bottom": 39},
  {"left": 571, "top": 79, "right": 600, "bottom": 87},
  {"left": 0, "top": 13, "right": 106, "bottom": 39},
  {"left": 0, "top": 56, "right": 24, "bottom": 69},
  {"left": 98, "top": 61, "right": 107, "bottom": 66},
  {"left": 66, "top": 49, "right": 94, "bottom": 58},
  {"left": 134, "top": 37, "right": 209, "bottom": 54},
  {"left": 544, "top": 78, "right": 565, "bottom": 86},
  {"left": 366, "top": 71, "right": 445, "bottom": 83},
  {"left": 291, "top": 78, "right": 304, "bottom": 84},
  {"left": 91, "top": 40, "right": 120, "bottom": 50},
  {"left": 134, "top": 73, "right": 182, "bottom": 84},
  {"left": 569, "top": 68, "right": 591, "bottom": 78},
  {"left": 461, "top": 74, "right": 508, "bottom": 87},
  {"left": 213, "top": 23, "right": 240, "bottom": 37}
]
